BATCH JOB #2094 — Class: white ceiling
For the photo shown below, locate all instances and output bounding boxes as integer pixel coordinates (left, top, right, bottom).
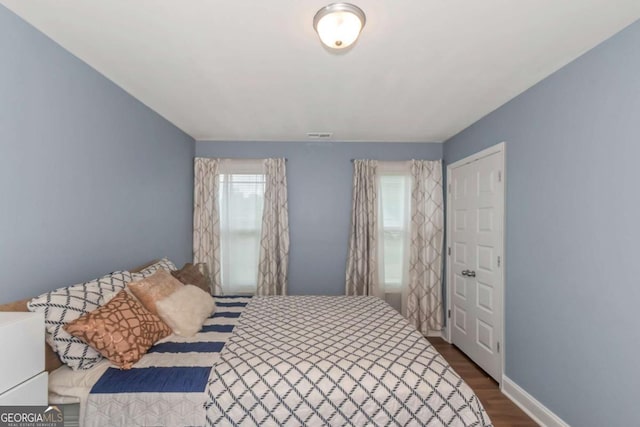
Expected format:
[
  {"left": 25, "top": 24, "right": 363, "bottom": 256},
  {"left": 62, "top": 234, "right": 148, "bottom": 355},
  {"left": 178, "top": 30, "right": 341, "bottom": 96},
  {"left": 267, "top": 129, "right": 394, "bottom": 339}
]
[{"left": 2, "top": 1, "right": 639, "bottom": 142}]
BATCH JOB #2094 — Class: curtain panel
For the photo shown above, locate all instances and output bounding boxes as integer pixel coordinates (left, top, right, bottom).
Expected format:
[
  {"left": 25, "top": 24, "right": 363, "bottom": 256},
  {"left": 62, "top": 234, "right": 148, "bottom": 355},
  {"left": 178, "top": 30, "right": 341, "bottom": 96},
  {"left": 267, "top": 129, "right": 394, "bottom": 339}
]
[
  {"left": 407, "top": 160, "right": 444, "bottom": 335},
  {"left": 257, "top": 158, "right": 290, "bottom": 296},
  {"left": 193, "top": 157, "right": 223, "bottom": 295},
  {"left": 345, "top": 160, "right": 381, "bottom": 297}
]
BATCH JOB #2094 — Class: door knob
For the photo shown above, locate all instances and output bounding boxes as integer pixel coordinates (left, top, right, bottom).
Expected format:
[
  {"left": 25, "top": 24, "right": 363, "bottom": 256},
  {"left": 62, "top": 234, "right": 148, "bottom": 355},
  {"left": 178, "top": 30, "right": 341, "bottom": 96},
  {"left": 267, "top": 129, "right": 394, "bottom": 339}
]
[{"left": 462, "top": 270, "right": 476, "bottom": 278}]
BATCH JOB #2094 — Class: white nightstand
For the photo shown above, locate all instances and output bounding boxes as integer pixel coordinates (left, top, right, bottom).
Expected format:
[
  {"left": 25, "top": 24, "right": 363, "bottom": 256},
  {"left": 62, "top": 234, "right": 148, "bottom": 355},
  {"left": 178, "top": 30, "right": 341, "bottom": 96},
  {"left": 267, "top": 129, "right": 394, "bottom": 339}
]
[{"left": 0, "top": 312, "right": 48, "bottom": 406}]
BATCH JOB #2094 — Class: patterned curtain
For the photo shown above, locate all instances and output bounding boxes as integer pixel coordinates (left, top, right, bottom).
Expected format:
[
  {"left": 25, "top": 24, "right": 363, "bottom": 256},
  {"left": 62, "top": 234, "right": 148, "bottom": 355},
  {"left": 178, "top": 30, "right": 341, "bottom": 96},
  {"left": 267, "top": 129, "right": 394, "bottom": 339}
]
[
  {"left": 345, "top": 160, "right": 381, "bottom": 297},
  {"left": 257, "top": 158, "right": 290, "bottom": 295},
  {"left": 193, "top": 158, "right": 223, "bottom": 295},
  {"left": 407, "top": 160, "right": 444, "bottom": 335}
]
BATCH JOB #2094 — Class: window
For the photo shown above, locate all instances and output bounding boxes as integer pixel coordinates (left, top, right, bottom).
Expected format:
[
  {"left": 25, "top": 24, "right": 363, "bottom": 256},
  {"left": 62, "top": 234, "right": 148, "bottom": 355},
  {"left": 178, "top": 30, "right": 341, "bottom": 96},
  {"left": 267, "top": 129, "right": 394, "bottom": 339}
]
[
  {"left": 218, "top": 161, "right": 265, "bottom": 294},
  {"left": 378, "top": 164, "right": 412, "bottom": 298}
]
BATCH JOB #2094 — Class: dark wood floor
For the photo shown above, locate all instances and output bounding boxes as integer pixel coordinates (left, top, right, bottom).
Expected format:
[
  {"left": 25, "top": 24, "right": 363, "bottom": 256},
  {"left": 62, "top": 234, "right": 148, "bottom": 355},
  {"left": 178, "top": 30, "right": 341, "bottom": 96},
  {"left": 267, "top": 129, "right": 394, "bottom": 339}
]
[{"left": 427, "top": 337, "right": 538, "bottom": 427}]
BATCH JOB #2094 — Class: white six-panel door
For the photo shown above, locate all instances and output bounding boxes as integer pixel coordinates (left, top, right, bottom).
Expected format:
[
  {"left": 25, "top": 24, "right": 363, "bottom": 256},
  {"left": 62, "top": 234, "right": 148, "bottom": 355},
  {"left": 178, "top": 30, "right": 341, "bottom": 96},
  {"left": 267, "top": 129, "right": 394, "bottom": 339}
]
[{"left": 447, "top": 144, "right": 504, "bottom": 382}]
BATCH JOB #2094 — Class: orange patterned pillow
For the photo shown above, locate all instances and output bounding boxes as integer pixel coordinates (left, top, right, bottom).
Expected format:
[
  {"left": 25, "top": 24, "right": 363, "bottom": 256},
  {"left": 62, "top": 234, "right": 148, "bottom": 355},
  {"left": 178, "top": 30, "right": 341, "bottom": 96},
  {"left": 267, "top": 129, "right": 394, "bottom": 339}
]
[
  {"left": 64, "top": 290, "right": 171, "bottom": 369},
  {"left": 127, "top": 269, "right": 183, "bottom": 315}
]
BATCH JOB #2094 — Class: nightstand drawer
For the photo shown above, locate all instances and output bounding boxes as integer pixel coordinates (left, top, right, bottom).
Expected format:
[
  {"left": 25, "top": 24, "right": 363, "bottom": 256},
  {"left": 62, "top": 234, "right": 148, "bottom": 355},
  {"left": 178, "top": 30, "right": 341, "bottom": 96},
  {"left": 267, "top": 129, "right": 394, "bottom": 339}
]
[
  {"left": 0, "top": 312, "right": 45, "bottom": 394},
  {"left": 0, "top": 372, "right": 48, "bottom": 406}
]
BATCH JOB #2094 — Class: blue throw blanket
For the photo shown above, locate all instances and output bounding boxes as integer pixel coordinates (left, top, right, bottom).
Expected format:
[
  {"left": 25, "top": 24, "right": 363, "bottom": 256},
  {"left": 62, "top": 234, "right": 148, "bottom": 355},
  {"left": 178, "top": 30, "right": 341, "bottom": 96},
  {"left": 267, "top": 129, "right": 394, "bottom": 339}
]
[{"left": 83, "top": 296, "right": 251, "bottom": 427}]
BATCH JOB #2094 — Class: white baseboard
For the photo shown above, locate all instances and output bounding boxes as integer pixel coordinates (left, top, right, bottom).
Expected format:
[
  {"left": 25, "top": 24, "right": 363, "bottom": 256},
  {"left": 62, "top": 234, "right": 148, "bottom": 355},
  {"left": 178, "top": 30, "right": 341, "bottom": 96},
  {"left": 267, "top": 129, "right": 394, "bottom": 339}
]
[
  {"left": 426, "top": 330, "right": 443, "bottom": 338},
  {"left": 501, "top": 376, "right": 569, "bottom": 427}
]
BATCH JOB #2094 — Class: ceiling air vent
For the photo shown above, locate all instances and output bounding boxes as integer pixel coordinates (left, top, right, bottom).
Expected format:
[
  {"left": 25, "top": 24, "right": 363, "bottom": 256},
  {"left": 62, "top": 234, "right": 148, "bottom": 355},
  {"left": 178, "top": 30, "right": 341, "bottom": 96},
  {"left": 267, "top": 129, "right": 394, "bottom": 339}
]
[{"left": 306, "top": 132, "right": 333, "bottom": 139}]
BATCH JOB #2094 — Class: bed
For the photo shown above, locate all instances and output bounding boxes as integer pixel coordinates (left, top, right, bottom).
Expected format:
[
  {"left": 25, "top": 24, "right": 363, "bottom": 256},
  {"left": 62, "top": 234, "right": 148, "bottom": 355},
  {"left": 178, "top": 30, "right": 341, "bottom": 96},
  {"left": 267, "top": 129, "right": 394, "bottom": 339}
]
[{"left": 1, "top": 263, "right": 492, "bottom": 427}]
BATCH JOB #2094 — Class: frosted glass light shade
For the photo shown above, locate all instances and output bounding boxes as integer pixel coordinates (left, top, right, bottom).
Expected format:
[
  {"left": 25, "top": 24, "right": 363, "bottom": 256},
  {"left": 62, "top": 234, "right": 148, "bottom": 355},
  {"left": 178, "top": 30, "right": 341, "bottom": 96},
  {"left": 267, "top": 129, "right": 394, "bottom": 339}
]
[{"left": 313, "top": 3, "right": 366, "bottom": 49}]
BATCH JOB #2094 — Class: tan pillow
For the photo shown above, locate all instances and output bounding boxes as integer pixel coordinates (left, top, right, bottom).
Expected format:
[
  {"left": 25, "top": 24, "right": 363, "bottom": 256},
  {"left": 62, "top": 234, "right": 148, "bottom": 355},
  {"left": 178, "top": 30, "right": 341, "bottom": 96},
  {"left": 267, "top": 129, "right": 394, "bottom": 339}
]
[
  {"left": 156, "top": 285, "right": 216, "bottom": 337},
  {"left": 171, "top": 263, "right": 211, "bottom": 294},
  {"left": 64, "top": 290, "right": 171, "bottom": 370},
  {"left": 131, "top": 258, "right": 177, "bottom": 279},
  {"left": 127, "top": 270, "right": 183, "bottom": 315}
]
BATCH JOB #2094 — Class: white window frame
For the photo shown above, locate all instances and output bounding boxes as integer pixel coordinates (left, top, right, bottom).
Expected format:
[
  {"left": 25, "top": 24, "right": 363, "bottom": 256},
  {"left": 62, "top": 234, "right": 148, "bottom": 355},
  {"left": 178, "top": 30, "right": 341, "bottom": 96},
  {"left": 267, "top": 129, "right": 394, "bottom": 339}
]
[
  {"left": 218, "top": 159, "right": 265, "bottom": 294},
  {"left": 377, "top": 161, "right": 412, "bottom": 303}
]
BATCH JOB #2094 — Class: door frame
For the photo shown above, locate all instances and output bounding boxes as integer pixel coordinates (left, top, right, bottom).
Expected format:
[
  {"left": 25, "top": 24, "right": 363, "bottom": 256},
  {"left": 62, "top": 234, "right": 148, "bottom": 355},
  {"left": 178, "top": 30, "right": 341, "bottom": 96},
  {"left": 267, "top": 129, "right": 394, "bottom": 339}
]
[{"left": 444, "top": 141, "right": 506, "bottom": 385}]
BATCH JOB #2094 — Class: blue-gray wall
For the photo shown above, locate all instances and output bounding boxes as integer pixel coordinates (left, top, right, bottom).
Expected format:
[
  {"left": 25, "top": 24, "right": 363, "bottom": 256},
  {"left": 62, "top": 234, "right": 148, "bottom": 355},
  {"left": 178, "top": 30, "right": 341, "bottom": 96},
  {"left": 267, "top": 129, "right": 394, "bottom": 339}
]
[
  {"left": 444, "top": 20, "right": 640, "bottom": 427},
  {"left": 196, "top": 141, "right": 442, "bottom": 295},
  {"left": 0, "top": 6, "right": 195, "bottom": 303}
]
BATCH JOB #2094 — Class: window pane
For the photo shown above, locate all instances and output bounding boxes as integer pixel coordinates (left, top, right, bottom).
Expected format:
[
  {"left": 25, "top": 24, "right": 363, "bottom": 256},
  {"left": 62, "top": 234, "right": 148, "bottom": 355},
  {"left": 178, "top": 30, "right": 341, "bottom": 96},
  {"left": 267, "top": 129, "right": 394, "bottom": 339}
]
[
  {"left": 380, "top": 175, "right": 409, "bottom": 291},
  {"left": 228, "top": 232, "right": 261, "bottom": 287},
  {"left": 383, "top": 230, "right": 404, "bottom": 288},
  {"left": 219, "top": 173, "right": 266, "bottom": 293},
  {"left": 221, "top": 174, "right": 265, "bottom": 231},
  {"left": 381, "top": 176, "right": 406, "bottom": 229}
]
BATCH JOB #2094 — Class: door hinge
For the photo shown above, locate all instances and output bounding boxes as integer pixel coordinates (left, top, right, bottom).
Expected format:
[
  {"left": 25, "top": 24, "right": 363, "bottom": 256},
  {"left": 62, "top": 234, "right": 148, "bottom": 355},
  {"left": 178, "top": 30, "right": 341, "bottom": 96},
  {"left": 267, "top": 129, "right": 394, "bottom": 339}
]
[
  {"left": 498, "top": 170, "right": 502, "bottom": 182},
  {"left": 497, "top": 256, "right": 501, "bottom": 267},
  {"left": 497, "top": 341, "right": 500, "bottom": 353},
  {"left": 448, "top": 309, "right": 451, "bottom": 319},
  {"left": 448, "top": 247, "right": 451, "bottom": 256}
]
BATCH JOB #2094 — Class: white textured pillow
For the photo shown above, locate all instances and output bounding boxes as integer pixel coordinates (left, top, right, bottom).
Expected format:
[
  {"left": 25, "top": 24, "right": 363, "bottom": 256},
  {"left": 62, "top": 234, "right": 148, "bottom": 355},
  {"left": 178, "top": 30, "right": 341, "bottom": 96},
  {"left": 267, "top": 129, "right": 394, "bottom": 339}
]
[
  {"left": 155, "top": 285, "right": 216, "bottom": 337},
  {"left": 48, "top": 359, "right": 111, "bottom": 401},
  {"left": 27, "top": 271, "right": 132, "bottom": 370}
]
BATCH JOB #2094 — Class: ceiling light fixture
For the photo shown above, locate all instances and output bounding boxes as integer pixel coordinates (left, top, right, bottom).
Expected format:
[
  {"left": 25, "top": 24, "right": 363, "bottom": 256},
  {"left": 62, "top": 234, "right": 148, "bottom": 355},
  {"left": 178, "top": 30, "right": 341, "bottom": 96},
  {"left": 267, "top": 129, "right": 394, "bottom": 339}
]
[{"left": 313, "top": 3, "right": 366, "bottom": 50}]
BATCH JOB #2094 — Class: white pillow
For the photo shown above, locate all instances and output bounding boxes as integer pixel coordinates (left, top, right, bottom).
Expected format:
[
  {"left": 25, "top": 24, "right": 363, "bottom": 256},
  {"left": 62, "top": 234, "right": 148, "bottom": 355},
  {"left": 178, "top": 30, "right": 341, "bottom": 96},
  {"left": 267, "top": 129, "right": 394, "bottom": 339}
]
[
  {"left": 155, "top": 285, "right": 216, "bottom": 337},
  {"left": 48, "top": 359, "right": 111, "bottom": 401}
]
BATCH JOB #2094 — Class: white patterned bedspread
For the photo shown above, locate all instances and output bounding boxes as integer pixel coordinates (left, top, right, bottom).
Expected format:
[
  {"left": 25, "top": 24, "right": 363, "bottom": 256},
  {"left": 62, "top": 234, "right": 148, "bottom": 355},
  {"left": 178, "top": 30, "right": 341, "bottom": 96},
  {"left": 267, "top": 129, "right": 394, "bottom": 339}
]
[
  {"left": 206, "top": 296, "right": 492, "bottom": 427},
  {"left": 83, "top": 296, "right": 250, "bottom": 427}
]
